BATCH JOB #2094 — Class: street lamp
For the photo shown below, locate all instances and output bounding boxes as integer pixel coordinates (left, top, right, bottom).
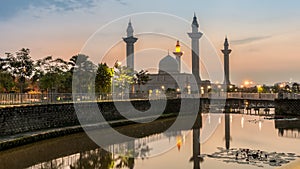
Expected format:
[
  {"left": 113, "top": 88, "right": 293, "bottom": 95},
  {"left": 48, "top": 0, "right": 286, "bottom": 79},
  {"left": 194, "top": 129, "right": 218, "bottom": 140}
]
[
  {"left": 207, "top": 85, "right": 211, "bottom": 93},
  {"left": 200, "top": 86, "right": 204, "bottom": 95},
  {"left": 187, "top": 85, "right": 191, "bottom": 94}
]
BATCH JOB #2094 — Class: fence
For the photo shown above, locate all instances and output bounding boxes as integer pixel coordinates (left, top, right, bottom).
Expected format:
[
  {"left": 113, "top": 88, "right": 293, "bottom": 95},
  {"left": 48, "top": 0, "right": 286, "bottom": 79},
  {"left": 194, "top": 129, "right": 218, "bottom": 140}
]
[{"left": 1, "top": 92, "right": 299, "bottom": 106}]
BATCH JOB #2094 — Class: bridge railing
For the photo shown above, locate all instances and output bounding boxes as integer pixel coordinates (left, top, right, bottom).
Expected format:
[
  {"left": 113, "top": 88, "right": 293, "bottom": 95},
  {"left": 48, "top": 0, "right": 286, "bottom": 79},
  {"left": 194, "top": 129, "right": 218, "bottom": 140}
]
[{"left": 226, "top": 92, "right": 277, "bottom": 100}]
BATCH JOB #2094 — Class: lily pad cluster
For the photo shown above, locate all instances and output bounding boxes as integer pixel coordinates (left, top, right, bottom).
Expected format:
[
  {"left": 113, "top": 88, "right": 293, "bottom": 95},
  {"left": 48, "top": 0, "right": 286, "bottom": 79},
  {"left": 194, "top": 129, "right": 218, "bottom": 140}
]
[{"left": 206, "top": 147, "right": 300, "bottom": 167}]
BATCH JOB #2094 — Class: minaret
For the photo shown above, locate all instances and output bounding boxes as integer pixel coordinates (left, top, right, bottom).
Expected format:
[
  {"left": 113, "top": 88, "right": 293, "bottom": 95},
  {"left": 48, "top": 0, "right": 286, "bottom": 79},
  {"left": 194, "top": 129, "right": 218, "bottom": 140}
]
[
  {"left": 188, "top": 13, "right": 203, "bottom": 83},
  {"left": 222, "top": 37, "right": 232, "bottom": 85},
  {"left": 191, "top": 114, "right": 202, "bottom": 169},
  {"left": 225, "top": 113, "right": 231, "bottom": 150},
  {"left": 123, "top": 20, "right": 138, "bottom": 71},
  {"left": 173, "top": 40, "right": 183, "bottom": 73}
]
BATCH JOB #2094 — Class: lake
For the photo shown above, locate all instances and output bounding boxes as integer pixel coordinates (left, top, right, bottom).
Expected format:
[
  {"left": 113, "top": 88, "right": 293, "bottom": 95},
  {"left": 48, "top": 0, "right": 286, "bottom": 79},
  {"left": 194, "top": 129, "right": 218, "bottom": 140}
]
[{"left": 1, "top": 112, "right": 300, "bottom": 169}]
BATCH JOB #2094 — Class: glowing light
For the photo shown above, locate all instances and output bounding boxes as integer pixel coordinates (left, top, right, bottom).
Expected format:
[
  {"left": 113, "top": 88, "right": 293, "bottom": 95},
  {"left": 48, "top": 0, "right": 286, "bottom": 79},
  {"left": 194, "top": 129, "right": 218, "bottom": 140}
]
[
  {"left": 241, "top": 116, "right": 244, "bottom": 128},
  {"left": 176, "top": 135, "right": 182, "bottom": 151},
  {"left": 259, "top": 121, "right": 262, "bottom": 131},
  {"left": 242, "top": 80, "right": 254, "bottom": 88},
  {"left": 175, "top": 40, "right": 181, "bottom": 53},
  {"left": 117, "top": 61, "right": 122, "bottom": 66}
]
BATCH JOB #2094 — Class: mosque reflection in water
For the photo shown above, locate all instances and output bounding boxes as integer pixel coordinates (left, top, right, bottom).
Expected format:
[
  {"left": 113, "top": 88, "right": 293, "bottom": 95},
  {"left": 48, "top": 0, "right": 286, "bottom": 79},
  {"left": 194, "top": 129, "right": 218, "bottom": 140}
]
[
  {"left": 24, "top": 113, "right": 300, "bottom": 169},
  {"left": 25, "top": 114, "right": 203, "bottom": 169}
]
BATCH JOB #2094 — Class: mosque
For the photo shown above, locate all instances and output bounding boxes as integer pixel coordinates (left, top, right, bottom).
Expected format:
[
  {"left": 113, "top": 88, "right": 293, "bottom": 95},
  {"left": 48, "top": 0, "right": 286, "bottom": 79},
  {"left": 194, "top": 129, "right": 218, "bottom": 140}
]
[{"left": 122, "top": 14, "right": 232, "bottom": 94}]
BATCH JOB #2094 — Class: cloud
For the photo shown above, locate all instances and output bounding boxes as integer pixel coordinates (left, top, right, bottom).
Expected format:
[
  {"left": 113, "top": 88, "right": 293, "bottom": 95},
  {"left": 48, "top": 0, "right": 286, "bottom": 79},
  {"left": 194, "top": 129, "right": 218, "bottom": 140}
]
[
  {"left": 0, "top": 0, "right": 128, "bottom": 21},
  {"left": 115, "top": 0, "right": 128, "bottom": 6},
  {"left": 46, "top": 0, "right": 97, "bottom": 11},
  {"left": 231, "top": 36, "right": 272, "bottom": 45}
]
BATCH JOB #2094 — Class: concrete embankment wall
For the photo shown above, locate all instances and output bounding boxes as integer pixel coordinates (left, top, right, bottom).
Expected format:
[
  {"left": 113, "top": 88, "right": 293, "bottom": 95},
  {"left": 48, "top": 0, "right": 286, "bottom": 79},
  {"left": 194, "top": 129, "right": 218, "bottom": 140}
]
[
  {"left": 275, "top": 99, "right": 300, "bottom": 115},
  {"left": 0, "top": 99, "right": 202, "bottom": 137}
]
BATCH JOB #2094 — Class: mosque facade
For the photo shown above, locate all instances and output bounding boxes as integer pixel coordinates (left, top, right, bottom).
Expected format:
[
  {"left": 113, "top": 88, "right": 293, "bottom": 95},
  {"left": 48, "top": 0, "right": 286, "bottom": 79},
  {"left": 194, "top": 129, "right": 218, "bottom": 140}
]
[{"left": 122, "top": 14, "right": 231, "bottom": 95}]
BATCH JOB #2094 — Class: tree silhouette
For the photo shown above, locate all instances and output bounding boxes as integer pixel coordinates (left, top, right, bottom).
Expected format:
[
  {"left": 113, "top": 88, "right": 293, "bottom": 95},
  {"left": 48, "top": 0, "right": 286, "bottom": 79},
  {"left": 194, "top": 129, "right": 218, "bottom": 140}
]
[
  {"left": 69, "top": 54, "right": 96, "bottom": 94},
  {"left": 292, "top": 83, "right": 299, "bottom": 93},
  {"left": 0, "top": 71, "right": 15, "bottom": 92},
  {"left": 35, "top": 56, "right": 69, "bottom": 93},
  {"left": 70, "top": 149, "right": 114, "bottom": 169},
  {"left": 8, "top": 48, "right": 34, "bottom": 93},
  {"left": 133, "top": 70, "right": 150, "bottom": 92}
]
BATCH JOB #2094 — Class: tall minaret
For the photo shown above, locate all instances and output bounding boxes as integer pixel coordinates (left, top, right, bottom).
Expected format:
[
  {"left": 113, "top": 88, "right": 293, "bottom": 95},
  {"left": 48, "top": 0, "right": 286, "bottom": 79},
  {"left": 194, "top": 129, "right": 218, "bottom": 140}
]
[
  {"left": 173, "top": 40, "right": 183, "bottom": 73},
  {"left": 188, "top": 13, "right": 203, "bottom": 83},
  {"left": 123, "top": 20, "right": 138, "bottom": 71},
  {"left": 225, "top": 113, "right": 231, "bottom": 150},
  {"left": 222, "top": 37, "right": 232, "bottom": 85}
]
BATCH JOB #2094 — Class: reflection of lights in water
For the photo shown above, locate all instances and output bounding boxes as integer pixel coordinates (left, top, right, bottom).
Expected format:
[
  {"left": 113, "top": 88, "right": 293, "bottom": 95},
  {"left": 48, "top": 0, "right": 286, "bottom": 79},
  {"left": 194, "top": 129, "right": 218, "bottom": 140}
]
[
  {"left": 230, "top": 115, "right": 233, "bottom": 123},
  {"left": 218, "top": 117, "right": 222, "bottom": 124},
  {"left": 208, "top": 114, "right": 211, "bottom": 124},
  {"left": 241, "top": 116, "right": 244, "bottom": 128},
  {"left": 259, "top": 121, "right": 262, "bottom": 131},
  {"left": 176, "top": 135, "right": 182, "bottom": 151}
]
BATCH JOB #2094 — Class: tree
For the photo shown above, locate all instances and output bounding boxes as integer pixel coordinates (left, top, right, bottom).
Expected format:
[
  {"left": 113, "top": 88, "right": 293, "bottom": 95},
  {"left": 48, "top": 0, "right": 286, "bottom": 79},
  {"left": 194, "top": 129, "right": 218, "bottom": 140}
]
[
  {"left": 69, "top": 54, "right": 96, "bottom": 93},
  {"left": 59, "top": 71, "right": 73, "bottom": 93},
  {"left": 8, "top": 48, "right": 34, "bottom": 93},
  {"left": 70, "top": 149, "right": 114, "bottom": 169},
  {"left": 0, "top": 71, "right": 15, "bottom": 92},
  {"left": 95, "top": 63, "right": 113, "bottom": 94},
  {"left": 285, "top": 85, "right": 291, "bottom": 93},
  {"left": 35, "top": 56, "right": 69, "bottom": 93},
  {"left": 292, "top": 83, "right": 299, "bottom": 93},
  {"left": 133, "top": 70, "right": 150, "bottom": 92},
  {"left": 0, "top": 53, "right": 11, "bottom": 72},
  {"left": 113, "top": 61, "right": 134, "bottom": 95},
  {"left": 272, "top": 84, "right": 280, "bottom": 93}
]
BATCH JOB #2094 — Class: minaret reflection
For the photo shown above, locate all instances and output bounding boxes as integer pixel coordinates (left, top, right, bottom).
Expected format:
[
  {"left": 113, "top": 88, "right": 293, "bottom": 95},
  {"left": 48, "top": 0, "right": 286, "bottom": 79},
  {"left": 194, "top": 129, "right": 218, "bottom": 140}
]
[
  {"left": 225, "top": 113, "right": 231, "bottom": 150},
  {"left": 190, "top": 114, "right": 203, "bottom": 169}
]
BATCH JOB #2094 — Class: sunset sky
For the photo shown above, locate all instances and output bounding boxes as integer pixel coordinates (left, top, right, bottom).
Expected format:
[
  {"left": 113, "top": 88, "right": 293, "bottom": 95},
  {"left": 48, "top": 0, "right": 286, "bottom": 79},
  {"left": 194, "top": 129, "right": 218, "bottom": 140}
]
[{"left": 1, "top": 0, "right": 300, "bottom": 85}]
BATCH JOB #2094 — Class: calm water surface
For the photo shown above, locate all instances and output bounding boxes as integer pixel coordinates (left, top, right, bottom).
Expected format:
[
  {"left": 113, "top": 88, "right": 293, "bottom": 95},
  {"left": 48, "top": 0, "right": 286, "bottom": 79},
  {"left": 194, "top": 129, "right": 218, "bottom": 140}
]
[{"left": 1, "top": 113, "right": 300, "bottom": 169}]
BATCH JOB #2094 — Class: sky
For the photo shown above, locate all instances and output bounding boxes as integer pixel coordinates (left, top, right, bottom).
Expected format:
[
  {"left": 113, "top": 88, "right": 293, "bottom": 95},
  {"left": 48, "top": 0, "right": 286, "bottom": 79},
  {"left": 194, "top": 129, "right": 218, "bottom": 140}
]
[{"left": 1, "top": 0, "right": 300, "bottom": 85}]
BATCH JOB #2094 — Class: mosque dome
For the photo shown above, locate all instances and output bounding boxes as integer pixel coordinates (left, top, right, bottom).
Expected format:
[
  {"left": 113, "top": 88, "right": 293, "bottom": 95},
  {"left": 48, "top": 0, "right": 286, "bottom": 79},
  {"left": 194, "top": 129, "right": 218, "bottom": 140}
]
[{"left": 159, "top": 54, "right": 179, "bottom": 74}]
